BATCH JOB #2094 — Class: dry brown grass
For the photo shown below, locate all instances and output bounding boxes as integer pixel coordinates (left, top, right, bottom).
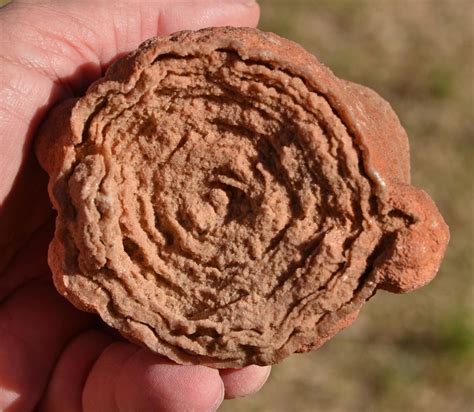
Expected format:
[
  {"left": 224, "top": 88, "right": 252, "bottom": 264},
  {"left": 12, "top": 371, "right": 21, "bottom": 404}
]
[{"left": 221, "top": 1, "right": 474, "bottom": 411}]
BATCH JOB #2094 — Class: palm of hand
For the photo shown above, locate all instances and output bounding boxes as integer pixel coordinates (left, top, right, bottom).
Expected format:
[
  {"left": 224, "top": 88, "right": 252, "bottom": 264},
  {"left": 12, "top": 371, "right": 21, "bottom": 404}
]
[{"left": 0, "top": 1, "right": 269, "bottom": 411}]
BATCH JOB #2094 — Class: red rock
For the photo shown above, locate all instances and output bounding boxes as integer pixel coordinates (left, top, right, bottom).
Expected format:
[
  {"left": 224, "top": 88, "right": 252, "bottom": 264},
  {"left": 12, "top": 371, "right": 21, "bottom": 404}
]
[{"left": 36, "top": 27, "right": 449, "bottom": 367}]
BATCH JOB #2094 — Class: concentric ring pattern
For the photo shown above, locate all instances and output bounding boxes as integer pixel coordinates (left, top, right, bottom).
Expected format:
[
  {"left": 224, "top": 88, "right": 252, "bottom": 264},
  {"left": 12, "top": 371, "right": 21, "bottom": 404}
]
[{"left": 39, "top": 28, "right": 449, "bottom": 367}]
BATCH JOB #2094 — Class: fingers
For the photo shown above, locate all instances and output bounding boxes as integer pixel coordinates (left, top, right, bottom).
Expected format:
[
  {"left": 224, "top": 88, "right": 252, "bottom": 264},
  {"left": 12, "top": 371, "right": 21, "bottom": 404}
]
[
  {"left": 0, "top": 280, "right": 95, "bottom": 412},
  {"left": 153, "top": 0, "right": 260, "bottom": 35},
  {"left": 49, "top": 333, "right": 270, "bottom": 411},
  {"left": 220, "top": 365, "right": 271, "bottom": 399},
  {"left": 0, "top": 144, "right": 52, "bottom": 278},
  {"left": 39, "top": 330, "right": 113, "bottom": 412},
  {"left": 115, "top": 350, "right": 224, "bottom": 412},
  {"left": 0, "top": 276, "right": 270, "bottom": 411},
  {"left": 83, "top": 346, "right": 224, "bottom": 412},
  {"left": 82, "top": 342, "right": 139, "bottom": 412},
  {"left": 0, "top": 217, "right": 53, "bottom": 302}
]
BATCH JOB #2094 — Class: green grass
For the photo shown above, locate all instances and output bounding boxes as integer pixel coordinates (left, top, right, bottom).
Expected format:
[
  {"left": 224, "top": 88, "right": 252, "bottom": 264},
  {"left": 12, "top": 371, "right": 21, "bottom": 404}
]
[{"left": 221, "top": 1, "right": 474, "bottom": 411}]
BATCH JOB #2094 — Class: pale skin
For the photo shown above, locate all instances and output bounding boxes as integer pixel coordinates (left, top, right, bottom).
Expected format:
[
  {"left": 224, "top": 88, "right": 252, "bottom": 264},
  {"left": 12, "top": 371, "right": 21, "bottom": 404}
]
[{"left": 0, "top": 1, "right": 271, "bottom": 411}]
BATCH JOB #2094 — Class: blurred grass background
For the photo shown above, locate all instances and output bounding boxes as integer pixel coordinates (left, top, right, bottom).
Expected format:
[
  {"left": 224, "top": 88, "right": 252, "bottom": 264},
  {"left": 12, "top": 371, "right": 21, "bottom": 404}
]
[{"left": 221, "top": 1, "right": 473, "bottom": 411}]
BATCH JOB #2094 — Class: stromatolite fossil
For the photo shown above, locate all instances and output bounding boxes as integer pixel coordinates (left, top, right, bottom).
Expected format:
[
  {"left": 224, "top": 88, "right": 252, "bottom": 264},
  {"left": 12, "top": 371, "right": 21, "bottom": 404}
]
[{"left": 36, "top": 27, "right": 449, "bottom": 367}]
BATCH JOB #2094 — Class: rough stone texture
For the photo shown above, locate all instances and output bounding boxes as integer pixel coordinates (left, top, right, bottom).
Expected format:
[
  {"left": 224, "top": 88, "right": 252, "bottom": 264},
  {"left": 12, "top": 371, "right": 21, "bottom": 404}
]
[{"left": 36, "top": 27, "right": 449, "bottom": 368}]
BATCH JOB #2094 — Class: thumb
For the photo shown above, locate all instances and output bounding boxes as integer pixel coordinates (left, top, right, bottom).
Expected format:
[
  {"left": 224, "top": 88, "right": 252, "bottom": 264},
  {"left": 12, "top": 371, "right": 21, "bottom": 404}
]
[{"left": 1, "top": 0, "right": 260, "bottom": 98}]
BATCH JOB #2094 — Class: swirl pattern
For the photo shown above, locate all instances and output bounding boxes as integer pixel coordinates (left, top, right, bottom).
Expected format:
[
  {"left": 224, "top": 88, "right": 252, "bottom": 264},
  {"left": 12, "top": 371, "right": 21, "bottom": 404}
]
[{"left": 37, "top": 28, "right": 449, "bottom": 367}]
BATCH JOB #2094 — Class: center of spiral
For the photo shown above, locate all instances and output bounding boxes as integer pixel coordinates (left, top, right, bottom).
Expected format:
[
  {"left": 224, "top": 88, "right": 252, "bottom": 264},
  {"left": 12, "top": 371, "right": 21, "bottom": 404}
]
[{"left": 148, "top": 112, "right": 296, "bottom": 267}]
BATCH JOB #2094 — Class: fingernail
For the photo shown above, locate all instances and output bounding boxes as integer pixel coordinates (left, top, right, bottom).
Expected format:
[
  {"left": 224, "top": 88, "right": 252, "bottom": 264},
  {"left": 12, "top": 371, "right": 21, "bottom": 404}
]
[
  {"left": 211, "top": 381, "right": 225, "bottom": 412},
  {"left": 228, "top": 0, "right": 258, "bottom": 7},
  {"left": 248, "top": 366, "right": 272, "bottom": 396}
]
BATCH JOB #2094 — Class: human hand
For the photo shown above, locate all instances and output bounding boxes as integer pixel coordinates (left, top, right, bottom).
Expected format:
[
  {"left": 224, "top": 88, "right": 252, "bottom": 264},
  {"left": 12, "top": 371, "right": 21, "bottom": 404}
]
[{"left": 0, "top": 1, "right": 271, "bottom": 411}]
